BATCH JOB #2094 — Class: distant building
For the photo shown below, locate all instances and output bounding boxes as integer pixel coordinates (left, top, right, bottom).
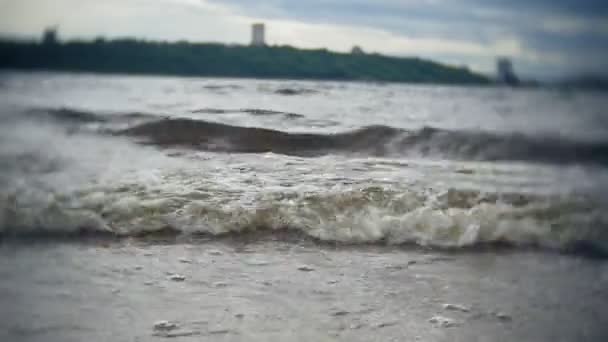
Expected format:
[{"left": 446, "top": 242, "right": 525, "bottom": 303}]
[
  {"left": 251, "top": 23, "right": 266, "bottom": 46},
  {"left": 42, "top": 27, "right": 58, "bottom": 45},
  {"left": 496, "top": 57, "right": 519, "bottom": 85},
  {"left": 351, "top": 45, "right": 364, "bottom": 55}
]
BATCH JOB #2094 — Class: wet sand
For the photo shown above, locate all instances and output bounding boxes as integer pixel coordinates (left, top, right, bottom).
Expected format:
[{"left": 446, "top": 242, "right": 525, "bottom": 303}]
[{"left": 1, "top": 240, "right": 607, "bottom": 342}]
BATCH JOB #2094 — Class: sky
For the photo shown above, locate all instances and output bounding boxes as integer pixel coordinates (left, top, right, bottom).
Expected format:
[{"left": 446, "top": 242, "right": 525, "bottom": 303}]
[{"left": 1, "top": 0, "right": 607, "bottom": 79}]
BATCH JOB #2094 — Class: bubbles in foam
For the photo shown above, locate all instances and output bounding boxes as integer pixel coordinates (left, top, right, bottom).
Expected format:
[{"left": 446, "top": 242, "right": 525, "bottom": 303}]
[{"left": 1, "top": 184, "right": 606, "bottom": 255}]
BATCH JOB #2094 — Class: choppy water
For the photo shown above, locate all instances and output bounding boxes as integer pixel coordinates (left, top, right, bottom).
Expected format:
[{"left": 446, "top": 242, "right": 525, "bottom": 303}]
[
  {"left": 2, "top": 71, "right": 608, "bottom": 342},
  {"left": 1, "top": 71, "right": 608, "bottom": 254}
]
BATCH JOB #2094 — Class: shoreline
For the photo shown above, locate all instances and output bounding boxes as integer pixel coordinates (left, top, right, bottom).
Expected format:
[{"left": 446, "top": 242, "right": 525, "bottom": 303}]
[
  {"left": 1, "top": 239, "right": 606, "bottom": 341},
  {"left": 2, "top": 227, "right": 608, "bottom": 260},
  {"left": 0, "top": 40, "right": 489, "bottom": 85}
]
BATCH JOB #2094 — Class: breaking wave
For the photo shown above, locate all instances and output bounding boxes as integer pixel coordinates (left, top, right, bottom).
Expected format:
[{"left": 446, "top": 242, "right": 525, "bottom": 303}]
[
  {"left": 14, "top": 107, "right": 608, "bottom": 165},
  {"left": 2, "top": 107, "right": 608, "bottom": 256},
  {"left": 120, "top": 117, "right": 608, "bottom": 165},
  {"left": 1, "top": 186, "right": 606, "bottom": 256},
  {"left": 8, "top": 107, "right": 608, "bottom": 165}
]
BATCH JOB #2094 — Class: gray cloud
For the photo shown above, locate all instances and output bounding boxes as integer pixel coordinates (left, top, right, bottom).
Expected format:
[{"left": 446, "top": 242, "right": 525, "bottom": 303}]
[{"left": 206, "top": 0, "right": 608, "bottom": 78}]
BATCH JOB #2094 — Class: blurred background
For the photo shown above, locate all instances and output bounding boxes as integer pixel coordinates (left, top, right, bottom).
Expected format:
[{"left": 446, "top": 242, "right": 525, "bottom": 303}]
[{"left": 1, "top": 0, "right": 607, "bottom": 85}]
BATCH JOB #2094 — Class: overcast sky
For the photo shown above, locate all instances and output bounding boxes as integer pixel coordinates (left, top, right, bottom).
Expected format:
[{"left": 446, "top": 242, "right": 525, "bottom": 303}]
[{"left": 1, "top": 0, "right": 607, "bottom": 79}]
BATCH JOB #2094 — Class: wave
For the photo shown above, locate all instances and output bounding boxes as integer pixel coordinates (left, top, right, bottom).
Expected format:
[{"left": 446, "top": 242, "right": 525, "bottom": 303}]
[
  {"left": 273, "top": 87, "right": 318, "bottom": 96},
  {"left": 202, "top": 84, "right": 243, "bottom": 91},
  {"left": 11, "top": 107, "right": 608, "bottom": 165},
  {"left": 191, "top": 108, "right": 304, "bottom": 119},
  {"left": 22, "top": 108, "right": 154, "bottom": 123},
  {"left": 119, "top": 118, "right": 608, "bottom": 165},
  {"left": 1, "top": 186, "right": 606, "bottom": 256}
]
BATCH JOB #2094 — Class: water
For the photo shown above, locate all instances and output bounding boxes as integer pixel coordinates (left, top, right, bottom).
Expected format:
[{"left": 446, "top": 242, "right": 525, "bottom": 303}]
[{"left": 1, "top": 71, "right": 607, "bottom": 341}]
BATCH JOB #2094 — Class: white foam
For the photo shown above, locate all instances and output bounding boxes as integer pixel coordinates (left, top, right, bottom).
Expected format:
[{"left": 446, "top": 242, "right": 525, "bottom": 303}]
[
  {"left": 442, "top": 303, "right": 470, "bottom": 313},
  {"left": 429, "top": 315, "right": 458, "bottom": 328},
  {"left": 154, "top": 321, "right": 178, "bottom": 331},
  {"left": 493, "top": 311, "right": 512, "bottom": 321},
  {"left": 1, "top": 184, "right": 606, "bottom": 253},
  {"left": 168, "top": 274, "right": 186, "bottom": 282},
  {"left": 297, "top": 265, "right": 315, "bottom": 272}
]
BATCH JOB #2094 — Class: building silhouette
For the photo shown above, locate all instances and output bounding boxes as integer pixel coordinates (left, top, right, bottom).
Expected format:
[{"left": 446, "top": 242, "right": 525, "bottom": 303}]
[
  {"left": 251, "top": 23, "right": 266, "bottom": 46},
  {"left": 42, "top": 27, "right": 58, "bottom": 45},
  {"left": 496, "top": 57, "right": 519, "bottom": 85},
  {"left": 351, "top": 46, "right": 364, "bottom": 55}
]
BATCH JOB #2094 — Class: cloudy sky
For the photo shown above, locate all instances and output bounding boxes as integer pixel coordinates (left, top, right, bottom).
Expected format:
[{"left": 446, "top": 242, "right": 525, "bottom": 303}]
[{"left": 1, "top": 0, "right": 607, "bottom": 79}]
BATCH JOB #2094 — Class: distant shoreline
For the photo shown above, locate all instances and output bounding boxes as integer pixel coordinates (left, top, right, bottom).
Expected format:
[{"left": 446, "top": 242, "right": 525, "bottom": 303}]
[{"left": 0, "top": 39, "right": 490, "bottom": 85}]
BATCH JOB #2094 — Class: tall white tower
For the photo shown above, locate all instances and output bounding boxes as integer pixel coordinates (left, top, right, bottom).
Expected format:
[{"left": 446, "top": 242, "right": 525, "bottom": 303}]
[{"left": 251, "top": 23, "right": 266, "bottom": 46}]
